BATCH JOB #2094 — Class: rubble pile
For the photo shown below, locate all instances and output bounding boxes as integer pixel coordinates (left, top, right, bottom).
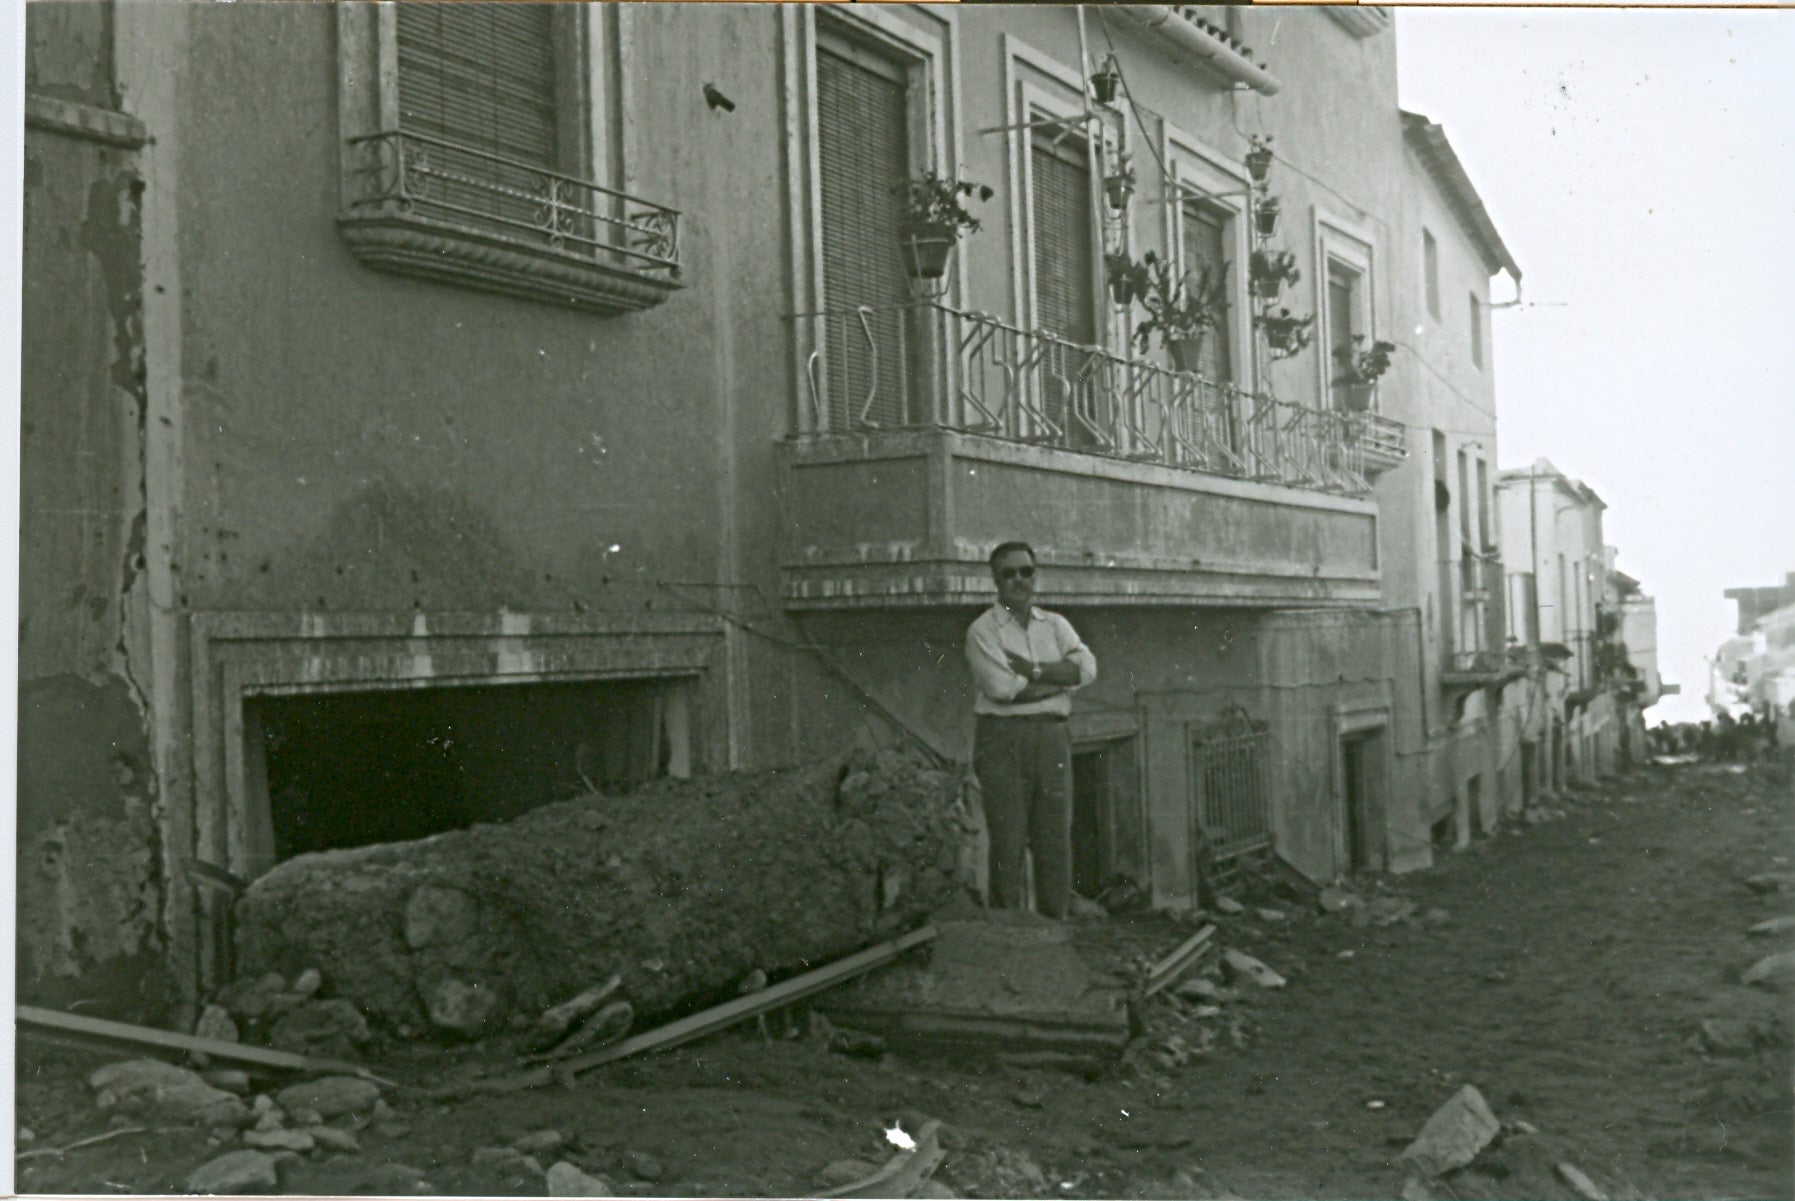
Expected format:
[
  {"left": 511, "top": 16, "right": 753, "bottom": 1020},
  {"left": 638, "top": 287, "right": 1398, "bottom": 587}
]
[{"left": 232, "top": 749, "right": 971, "bottom": 1041}]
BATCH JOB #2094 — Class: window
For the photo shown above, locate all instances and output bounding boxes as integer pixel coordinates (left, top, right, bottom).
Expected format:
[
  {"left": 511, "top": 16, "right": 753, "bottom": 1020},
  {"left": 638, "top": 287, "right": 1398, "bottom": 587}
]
[
  {"left": 1030, "top": 126, "right": 1100, "bottom": 445},
  {"left": 336, "top": 6, "right": 682, "bottom": 313},
  {"left": 1326, "top": 261, "right": 1360, "bottom": 410},
  {"left": 816, "top": 30, "right": 914, "bottom": 430},
  {"left": 1180, "top": 201, "right": 1234, "bottom": 384},
  {"left": 1469, "top": 293, "right": 1484, "bottom": 368},
  {"left": 1476, "top": 458, "right": 1492, "bottom": 550},
  {"left": 1423, "top": 228, "right": 1440, "bottom": 319}
]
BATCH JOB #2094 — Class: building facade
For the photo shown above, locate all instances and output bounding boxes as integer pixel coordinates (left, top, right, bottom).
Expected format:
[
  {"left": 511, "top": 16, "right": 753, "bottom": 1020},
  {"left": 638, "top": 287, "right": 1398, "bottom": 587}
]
[{"left": 21, "top": 3, "right": 1522, "bottom": 1018}]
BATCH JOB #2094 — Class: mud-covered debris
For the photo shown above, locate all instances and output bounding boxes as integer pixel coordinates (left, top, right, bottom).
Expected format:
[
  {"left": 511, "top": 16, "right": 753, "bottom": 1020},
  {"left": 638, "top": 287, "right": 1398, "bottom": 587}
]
[
  {"left": 512, "top": 1129, "right": 566, "bottom": 1156},
  {"left": 268, "top": 998, "right": 370, "bottom": 1058},
  {"left": 1222, "top": 949, "right": 1286, "bottom": 989},
  {"left": 89, "top": 1060, "right": 251, "bottom": 1128},
  {"left": 1744, "top": 872, "right": 1795, "bottom": 894},
  {"left": 1256, "top": 908, "right": 1286, "bottom": 923},
  {"left": 528, "top": 976, "right": 622, "bottom": 1051},
  {"left": 1399, "top": 1084, "right": 1499, "bottom": 1178},
  {"left": 1214, "top": 897, "right": 1246, "bottom": 915},
  {"left": 1748, "top": 915, "right": 1795, "bottom": 936},
  {"left": 1318, "top": 887, "right": 1363, "bottom": 914},
  {"left": 1742, "top": 949, "right": 1795, "bottom": 990},
  {"left": 1556, "top": 1161, "right": 1608, "bottom": 1201},
  {"left": 309, "top": 1126, "right": 361, "bottom": 1153},
  {"left": 274, "top": 1075, "right": 381, "bottom": 1119},
  {"left": 622, "top": 1149, "right": 664, "bottom": 1181}
]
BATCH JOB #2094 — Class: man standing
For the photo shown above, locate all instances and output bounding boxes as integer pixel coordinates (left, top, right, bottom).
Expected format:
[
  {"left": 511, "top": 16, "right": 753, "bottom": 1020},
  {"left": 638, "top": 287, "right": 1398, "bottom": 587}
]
[{"left": 965, "top": 541, "right": 1097, "bottom": 918}]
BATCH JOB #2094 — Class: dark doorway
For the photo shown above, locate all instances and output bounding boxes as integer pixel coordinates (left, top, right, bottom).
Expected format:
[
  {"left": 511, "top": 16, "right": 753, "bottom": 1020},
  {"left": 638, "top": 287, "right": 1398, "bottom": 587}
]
[
  {"left": 1521, "top": 739, "right": 1538, "bottom": 808},
  {"left": 249, "top": 676, "right": 692, "bottom": 863},
  {"left": 1341, "top": 732, "right": 1373, "bottom": 870},
  {"left": 1071, "top": 747, "right": 1109, "bottom": 897}
]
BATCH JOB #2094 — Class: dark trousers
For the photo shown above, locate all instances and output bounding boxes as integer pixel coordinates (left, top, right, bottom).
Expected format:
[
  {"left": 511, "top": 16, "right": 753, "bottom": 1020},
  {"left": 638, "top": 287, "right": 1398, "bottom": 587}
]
[{"left": 974, "top": 714, "right": 1072, "bottom": 919}]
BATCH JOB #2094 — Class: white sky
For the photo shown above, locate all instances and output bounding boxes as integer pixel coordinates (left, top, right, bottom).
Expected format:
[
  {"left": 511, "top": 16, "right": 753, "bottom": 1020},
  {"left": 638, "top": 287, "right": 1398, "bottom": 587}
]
[{"left": 1395, "top": 7, "right": 1795, "bottom": 723}]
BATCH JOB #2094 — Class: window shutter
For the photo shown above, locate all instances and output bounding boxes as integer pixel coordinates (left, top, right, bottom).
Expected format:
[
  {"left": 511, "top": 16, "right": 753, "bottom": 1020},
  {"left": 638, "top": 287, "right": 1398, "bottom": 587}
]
[
  {"left": 1180, "top": 202, "right": 1233, "bottom": 384},
  {"left": 1031, "top": 135, "right": 1097, "bottom": 444},
  {"left": 1327, "top": 270, "right": 1355, "bottom": 407},
  {"left": 816, "top": 41, "right": 912, "bottom": 429},
  {"left": 396, "top": 5, "right": 561, "bottom": 249}
]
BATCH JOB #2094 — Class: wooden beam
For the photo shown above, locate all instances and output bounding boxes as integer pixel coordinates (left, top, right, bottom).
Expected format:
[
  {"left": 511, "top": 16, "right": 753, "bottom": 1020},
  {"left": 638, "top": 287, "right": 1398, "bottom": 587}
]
[
  {"left": 559, "top": 925, "right": 938, "bottom": 1079},
  {"left": 1143, "top": 924, "right": 1215, "bottom": 997},
  {"left": 823, "top": 1120, "right": 944, "bottom": 1199},
  {"left": 17, "top": 1005, "right": 397, "bottom": 1087}
]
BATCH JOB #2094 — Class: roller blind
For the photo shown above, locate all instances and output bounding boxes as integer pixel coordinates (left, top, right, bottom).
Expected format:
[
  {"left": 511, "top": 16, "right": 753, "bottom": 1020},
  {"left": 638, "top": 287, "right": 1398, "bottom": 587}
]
[
  {"left": 396, "top": 4, "right": 562, "bottom": 249},
  {"left": 817, "top": 39, "right": 912, "bottom": 429},
  {"left": 1180, "top": 202, "right": 1233, "bottom": 384},
  {"left": 1031, "top": 134, "right": 1098, "bottom": 445}
]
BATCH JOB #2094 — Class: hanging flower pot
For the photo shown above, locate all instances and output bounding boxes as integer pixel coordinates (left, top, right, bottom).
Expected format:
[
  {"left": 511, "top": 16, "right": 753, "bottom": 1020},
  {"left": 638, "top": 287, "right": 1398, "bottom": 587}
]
[
  {"left": 1103, "top": 172, "right": 1135, "bottom": 213},
  {"left": 1252, "top": 273, "right": 1283, "bottom": 302},
  {"left": 899, "top": 221, "right": 959, "bottom": 281},
  {"left": 1105, "top": 253, "right": 1139, "bottom": 307},
  {"left": 1342, "top": 382, "right": 1375, "bottom": 413},
  {"left": 1166, "top": 330, "right": 1207, "bottom": 373},
  {"left": 1246, "top": 136, "right": 1275, "bottom": 185},
  {"left": 1090, "top": 66, "right": 1121, "bottom": 106},
  {"left": 1254, "top": 195, "right": 1282, "bottom": 239}
]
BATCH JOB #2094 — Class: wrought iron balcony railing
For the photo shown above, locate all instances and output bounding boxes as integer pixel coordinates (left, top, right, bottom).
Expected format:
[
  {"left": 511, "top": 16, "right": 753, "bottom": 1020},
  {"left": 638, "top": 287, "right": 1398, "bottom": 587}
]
[
  {"left": 339, "top": 129, "right": 682, "bottom": 313},
  {"left": 793, "top": 302, "right": 1405, "bottom": 497}
]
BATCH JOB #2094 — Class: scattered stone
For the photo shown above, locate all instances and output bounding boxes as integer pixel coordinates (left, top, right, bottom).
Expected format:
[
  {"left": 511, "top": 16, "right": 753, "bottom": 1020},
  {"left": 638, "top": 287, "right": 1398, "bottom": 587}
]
[
  {"left": 245, "top": 1128, "right": 316, "bottom": 1152},
  {"left": 1400, "top": 1176, "right": 1434, "bottom": 1201},
  {"left": 913, "top": 1181, "right": 959, "bottom": 1200},
  {"left": 1174, "top": 977, "right": 1223, "bottom": 1002},
  {"left": 275, "top": 1076, "right": 382, "bottom": 1119},
  {"left": 187, "top": 1149, "right": 281, "bottom": 1194},
  {"left": 1013, "top": 1089, "right": 1045, "bottom": 1109},
  {"left": 622, "top": 1149, "right": 665, "bottom": 1181},
  {"left": 268, "top": 999, "right": 371, "bottom": 1058},
  {"left": 264, "top": 991, "right": 309, "bottom": 1019},
  {"left": 1318, "top": 887, "right": 1363, "bottom": 914},
  {"left": 1556, "top": 1162, "right": 1608, "bottom": 1201},
  {"left": 203, "top": 1069, "right": 252, "bottom": 1094},
  {"left": 473, "top": 1145, "right": 523, "bottom": 1166},
  {"left": 269, "top": 1149, "right": 306, "bottom": 1168},
  {"left": 294, "top": 968, "right": 323, "bottom": 997},
  {"left": 1507, "top": 1119, "right": 1540, "bottom": 1135},
  {"left": 195, "top": 1004, "right": 240, "bottom": 1045},
  {"left": 347, "top": 1162, "right": 433, "bottom": 1195},
  {"left": 1745, "top": 872, "right": 1795, "bottom": 894},
  {"left": 19, "top": 1127, "right": 34, "bottom": 1142},
  {"left": 1357, "top": 897, "right": 1418, "bottom": 927},
  {"left": 89, "top": 1059, "right": 251, "bottom": 1128},
  {"left": 1191, "top": 1004, "right": 1222, "bottom": 1019},
  {"left": 1214, "top": 897, "right": 1245, "bottom": 915},
  {"left": 1255, "top": 908, "right": 1286, "bottom": 923},
  {"left": 816, "top": 1158, "right": 883, "bottom": 1188},
  {"left": 1424, "top": 908, "right": 1451, "bottom": 926},
  {"left": 527, "top": 978, "right": 623, "bottom": 1052},
  {"left": 518, "top": 1156, "right": 547, "bottom": 1176},
  {"left": 1699, "top": 1018, "right": 1770, "bottom": 1055},
  {"left": 1337, "top": 950, "right": 1357, "bottom": 961},
  {"left": 1222, "top": 949, "right": 1286, "bottom": 990},
  {"left": 546, "top": 1161, "right": 616, "bottom": 1196},
  {"left": 512, "top": 1129, "right": 567, "bottom": 1155},
  {"left": 290, "top": 1107, "right": 325, "bottom": 1127},
  {"left": 422, "top": 975, "right": 505, "bottom": 1039},
  {"left": 254, "top": 1110, "right": 286, "bottom": 1133},
  {"left": 309, "top": 1126, "right": 361, "bottom": 1153},
  {"left": 1743, "top": 950, "right": 1795, "bottom": 991},
  {"left": 1399, "top": 1084, "right": 1500, "bottom": 1178},
  {"left": 371, "top": 1099, "right": 396, "bottom": 1122},
  {"left": 1749, "top": 915, "right": 1795, "bottom": 936}
]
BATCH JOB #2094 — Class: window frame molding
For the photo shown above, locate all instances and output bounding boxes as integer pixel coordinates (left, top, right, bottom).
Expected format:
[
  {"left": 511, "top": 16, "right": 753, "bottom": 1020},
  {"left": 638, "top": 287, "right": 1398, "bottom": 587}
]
[
  {"left": 1159, "top": 120, "right": 1254, "bottom": 393},
  {"left": 783, "top": 4, "right": 961, "bottom": 435},
  {"left": 334, "top": 4, "right": 681, "bottom": 315},
  {"left": 1312, "top": 207, "right": 1380, "bottom": 411}
]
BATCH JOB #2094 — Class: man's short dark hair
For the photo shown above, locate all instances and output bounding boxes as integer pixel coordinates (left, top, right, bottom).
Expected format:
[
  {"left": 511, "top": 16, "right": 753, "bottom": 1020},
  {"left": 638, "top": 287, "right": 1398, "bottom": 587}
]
[{"left": 989, "top": 541, "right": 1035, "bottom": 571}]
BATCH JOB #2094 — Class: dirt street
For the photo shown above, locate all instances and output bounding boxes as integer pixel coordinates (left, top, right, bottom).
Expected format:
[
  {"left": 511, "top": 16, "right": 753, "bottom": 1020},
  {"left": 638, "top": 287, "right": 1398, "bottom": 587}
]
[{"left": 16, "top": 761, "right": 1793, "bottom": 1198}]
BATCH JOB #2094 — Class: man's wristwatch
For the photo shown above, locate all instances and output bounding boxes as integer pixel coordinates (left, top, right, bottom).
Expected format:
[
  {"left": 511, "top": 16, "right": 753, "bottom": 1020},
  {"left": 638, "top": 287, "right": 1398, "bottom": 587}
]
[{"left": 1029, "top": 663, "right": 1043, "bottom": 681}]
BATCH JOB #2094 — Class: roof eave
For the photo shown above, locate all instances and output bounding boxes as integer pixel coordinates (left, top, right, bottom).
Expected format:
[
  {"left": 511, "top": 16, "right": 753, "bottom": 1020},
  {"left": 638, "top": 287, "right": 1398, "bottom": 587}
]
[{"left": 1401, "top": 110, "right": 1521, "bottom": 283}]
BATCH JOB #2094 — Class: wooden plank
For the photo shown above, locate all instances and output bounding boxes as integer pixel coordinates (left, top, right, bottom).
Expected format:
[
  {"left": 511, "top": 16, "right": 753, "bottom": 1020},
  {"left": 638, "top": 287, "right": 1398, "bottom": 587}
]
[
  {"left": 821, "top": 1005, "right": 1129, "bottom": 1057},
  {"left": 560, "top": 925, "right": 938, "bottom": 1079},
  {"left": 17, "top": 1005, "right": 397, "bottom": 1087},
  {"left": 1143, "top": 924, "right": 1215, "bottom": 996}
]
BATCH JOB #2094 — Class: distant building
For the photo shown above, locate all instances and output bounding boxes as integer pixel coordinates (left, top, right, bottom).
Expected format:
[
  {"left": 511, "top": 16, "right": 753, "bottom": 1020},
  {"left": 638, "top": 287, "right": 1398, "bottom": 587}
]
[{"left": 1714, "top": 574, "right": 1795, "bottom": 719}]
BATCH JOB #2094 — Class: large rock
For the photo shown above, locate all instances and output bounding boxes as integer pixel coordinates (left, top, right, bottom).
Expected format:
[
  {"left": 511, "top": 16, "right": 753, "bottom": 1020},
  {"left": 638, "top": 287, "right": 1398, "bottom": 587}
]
[
  {"left": 89, "top": 1059, "right": 251, "bottom": 1128},
  {"left": 267, "top": 998, "right": 371, "bottom": 1058},
  {"left": 234, "top": 750, "right": 971, "bottom": 1035},
  {"left": 275, "top": 1075, "right": 383, "bottom": 1119},
  {"left": 186, "top": 1149, "right": 281, "bottom": 1194},
  {"left": 1743, "top": 949, "right": 1795, "bottom": 991},
  {"left": 546, "top": 1162, "right": 616, "bottom": 1196},
  {"left": 1400, "top": 1085, "right": 1500, "bottom": 1178}
]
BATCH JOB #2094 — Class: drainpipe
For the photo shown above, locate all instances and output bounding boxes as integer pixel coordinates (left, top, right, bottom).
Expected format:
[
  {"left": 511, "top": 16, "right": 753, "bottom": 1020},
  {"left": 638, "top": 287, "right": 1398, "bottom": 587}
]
[{"left": 1112, "top": 6, "right": 1284, "bottom": 95}]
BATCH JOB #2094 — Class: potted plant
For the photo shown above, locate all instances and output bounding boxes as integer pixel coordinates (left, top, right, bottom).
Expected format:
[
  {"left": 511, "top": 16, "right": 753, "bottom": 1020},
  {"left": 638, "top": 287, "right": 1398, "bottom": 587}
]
[
  {"left": 1255, "top": 306, "right": 1314, "bottom": 360},
  {"left": 1333, "top": 335, "right": 1396, "bottom": 411},
  {"left": 1103, "top": 155, "right": 1136, "bottom": 212},
  {"left": 895, "top": 172, "right": 994, "bottom": 280},
  {"left": 1254, "top": 193, "right": 1282, "bottom": 239},
  {"left": 1250, "top": 246, "right": 1300, "bottom": 302},
  {"left": 1245, "top": 134, "right": 1275, "bottom": 185},
  {"left": 1090, "top": 56, "right": 1121, "bottom": 106},
  {"left": 1128, "top": 252, "right": 1226, "bottom": 373},
  {"left": 1105, "top": 251, "right": 1146, "bottom": 307}
]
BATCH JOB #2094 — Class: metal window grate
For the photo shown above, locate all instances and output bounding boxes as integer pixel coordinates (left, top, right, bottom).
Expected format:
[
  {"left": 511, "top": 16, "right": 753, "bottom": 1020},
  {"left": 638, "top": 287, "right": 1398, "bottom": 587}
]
[{"left": 1190, "top": 709, "right": 1271, "bottom": 867}]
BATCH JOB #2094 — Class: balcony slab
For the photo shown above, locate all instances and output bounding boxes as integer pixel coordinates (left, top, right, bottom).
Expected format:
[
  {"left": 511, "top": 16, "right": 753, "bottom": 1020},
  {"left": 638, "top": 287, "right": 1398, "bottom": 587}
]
[{"left": 780, "top": 429, "right": 1381, "bottom": 609}]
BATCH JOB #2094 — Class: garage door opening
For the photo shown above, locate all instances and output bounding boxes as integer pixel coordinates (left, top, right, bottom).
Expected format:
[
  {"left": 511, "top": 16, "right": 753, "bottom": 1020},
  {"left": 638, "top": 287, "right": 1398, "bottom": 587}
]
[{"left": 244, "top": 676, "right": 693, "bottom": 864}]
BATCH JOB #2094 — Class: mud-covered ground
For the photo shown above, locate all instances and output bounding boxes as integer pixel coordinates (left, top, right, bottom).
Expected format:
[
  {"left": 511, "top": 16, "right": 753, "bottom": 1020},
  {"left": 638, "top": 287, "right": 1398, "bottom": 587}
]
[{"left": 16, "top": 760, "right": 1793, "bottom": 1199}]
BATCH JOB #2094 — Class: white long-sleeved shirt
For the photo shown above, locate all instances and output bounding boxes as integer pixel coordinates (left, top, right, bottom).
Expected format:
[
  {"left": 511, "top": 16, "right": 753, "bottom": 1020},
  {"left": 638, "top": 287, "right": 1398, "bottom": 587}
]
[{"left": 965, "top": 604, "right": 1097, "bottom": 717}]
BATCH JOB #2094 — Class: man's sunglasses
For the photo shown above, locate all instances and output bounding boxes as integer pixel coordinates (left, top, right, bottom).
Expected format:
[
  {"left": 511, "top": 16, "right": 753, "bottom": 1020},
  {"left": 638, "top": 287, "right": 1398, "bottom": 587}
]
[{"left": 997, "top": 565, "right": 1036, "bottom": 581}]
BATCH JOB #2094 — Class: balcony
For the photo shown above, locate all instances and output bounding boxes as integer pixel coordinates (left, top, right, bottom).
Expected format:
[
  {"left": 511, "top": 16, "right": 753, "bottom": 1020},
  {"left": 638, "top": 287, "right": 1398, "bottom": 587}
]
[
  {"left": 780, "top": 303, "right": 1401, "bottom": 610},
  {"left": 338, "top": 129, "right": 683, "bottom": 315}
]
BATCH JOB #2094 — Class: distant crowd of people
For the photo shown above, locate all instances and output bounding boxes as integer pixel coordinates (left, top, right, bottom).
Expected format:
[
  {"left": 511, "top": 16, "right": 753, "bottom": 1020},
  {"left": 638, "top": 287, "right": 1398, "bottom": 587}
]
[{"left": 1649, "top": 704, "right": 1791, "bottom": 762}]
